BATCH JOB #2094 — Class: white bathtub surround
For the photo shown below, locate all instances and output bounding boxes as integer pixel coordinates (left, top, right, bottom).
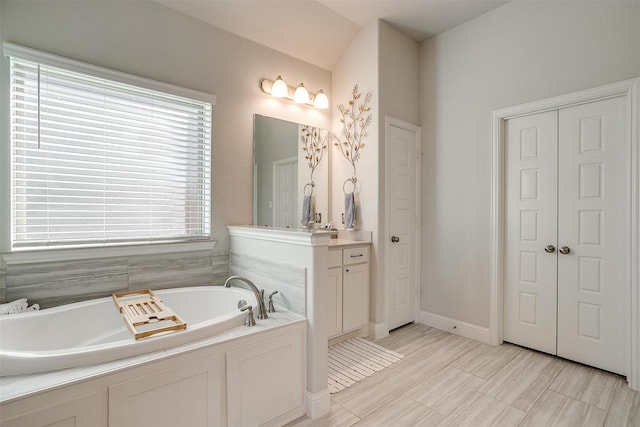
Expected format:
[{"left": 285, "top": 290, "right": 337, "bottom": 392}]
[
  {"left": 229, "top": 226, "right": 332, "bottom": 418},
  {"left": 0, "top": 287, "right": 257, "bottom": 377},
  {"left": 0, "top": 297, "right": 305, "bottom": 426}
]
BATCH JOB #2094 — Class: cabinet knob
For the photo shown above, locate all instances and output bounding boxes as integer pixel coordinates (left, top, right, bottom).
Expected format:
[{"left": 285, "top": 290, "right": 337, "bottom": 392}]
[{"left": 391, "top": 236, "right": 400, "bottom": 243}]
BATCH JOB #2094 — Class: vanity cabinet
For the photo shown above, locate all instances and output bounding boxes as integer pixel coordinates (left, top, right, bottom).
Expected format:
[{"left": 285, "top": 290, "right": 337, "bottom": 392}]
[{"left": 327, "top": 245, "right": 370, "bottom": 339}]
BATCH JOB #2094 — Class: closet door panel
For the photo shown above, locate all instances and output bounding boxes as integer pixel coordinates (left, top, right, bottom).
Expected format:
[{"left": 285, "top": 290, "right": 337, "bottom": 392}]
[
  {"left": 504, "top": 111, "right": 558, "bottom": 354},
  {"left": 557, "top": 95, "right": 628, "bottom": 375}
]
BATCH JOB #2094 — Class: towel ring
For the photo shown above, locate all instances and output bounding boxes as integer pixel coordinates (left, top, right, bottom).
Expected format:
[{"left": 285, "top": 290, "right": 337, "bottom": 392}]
[
  {"left": 303, "top": 181, "right": 315, "bottom": 196},
  {"left": 343, "top": 177, "right": 357, "bottom": 194}
]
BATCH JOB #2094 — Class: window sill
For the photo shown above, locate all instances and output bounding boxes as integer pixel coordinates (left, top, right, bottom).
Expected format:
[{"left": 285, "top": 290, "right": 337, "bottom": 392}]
[{"left": 0, "top": 240, "right": 217, "bottom": 266}]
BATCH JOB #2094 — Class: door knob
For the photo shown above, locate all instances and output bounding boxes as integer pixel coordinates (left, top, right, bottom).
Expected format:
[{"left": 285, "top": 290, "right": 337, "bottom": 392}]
[
  {"left": 391, "top": 236, "right": 400, "bottom": 243},
  {"left": 544, "top": 245, "right": 556, "bottom": 253},
  {"left": 559, "top": 246, "right": 571, "bottom": 255}
]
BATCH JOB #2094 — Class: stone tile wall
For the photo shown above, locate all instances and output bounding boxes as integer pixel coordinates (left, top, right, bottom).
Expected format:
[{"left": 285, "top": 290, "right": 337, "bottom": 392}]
[{"left": 0, "top": 251, "right": 229, "bottom": 309}]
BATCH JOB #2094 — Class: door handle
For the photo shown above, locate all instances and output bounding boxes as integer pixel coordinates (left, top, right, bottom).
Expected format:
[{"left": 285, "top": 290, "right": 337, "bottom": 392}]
[
  {"left": 559, "top": 246, "right": 571, "bottom": 255},
  {"left": 391, "top": 236, "right": 400, "bottom": 243},
  {"left": 544, "top": 245, "right": 556, "bottom": 253}
]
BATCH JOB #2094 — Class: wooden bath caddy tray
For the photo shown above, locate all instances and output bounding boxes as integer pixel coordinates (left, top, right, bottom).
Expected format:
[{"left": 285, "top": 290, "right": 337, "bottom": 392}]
[{"left": 112, "top": 289, "right": 187, "bottom": 340}]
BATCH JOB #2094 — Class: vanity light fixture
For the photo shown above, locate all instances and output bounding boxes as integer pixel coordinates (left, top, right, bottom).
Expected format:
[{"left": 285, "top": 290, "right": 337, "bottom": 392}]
[
  {"left": 313, "top": 90, "right": 329, "bottom": 109},
  {"left": 271, "top": 75, "right": 288, "bottom": 98},
  {"left": 260, "top": 76, "right": 328, "bottom": 109},
  {"left": 293, "top": 83, "right": 309, "bottom": 104}
]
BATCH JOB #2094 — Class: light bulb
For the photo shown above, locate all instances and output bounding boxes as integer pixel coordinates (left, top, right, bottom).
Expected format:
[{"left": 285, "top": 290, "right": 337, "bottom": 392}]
[
  {"left": 313, "top": 89, "right": 329, "bottom": 109},
  {"left": 271, "top": 76, "right": 288, "bottom": 98},
  {"left": 293, "top": 83, "right": 309, "bottom": 104}
]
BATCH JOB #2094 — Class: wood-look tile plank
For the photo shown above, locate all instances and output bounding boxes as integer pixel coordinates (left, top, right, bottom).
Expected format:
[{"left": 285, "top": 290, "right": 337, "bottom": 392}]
[
  {"left": 520, "top": 390, "right": 607, "bottom": 427},
  {"left": 322, "top": 323, "right": 639, "bottom": 427},
  {"left": 451, "top": 342, "right": 522, "bottom": 379},
  {"left": 605, "top": 383, "right": 640, "bottom": 426},
  {"left": 376, "top": 324, "right": 445, "bottom": 356},
  {"left": 494, "top": 367, "right": 553, "bottom": 411},
  {"left": 353, "top": 395, "right": 444, "bottom": 427},
  {"left": 396, "top": 334, "right": 482, "bottom": 383},
  {"left": 407, "top": 365, "right": 486, "bottom": 416},
  {"left": 438, "top": 392, "right": 525, "bottom": 427},
  {"left": 549, "top": 363, "right": 623, "bottom": 410},
  {"left": 511, "top": 346, "right": 567, "bottom": 378},
  {"left": 477, "top": 361, "right": 523, "bottom": 397},
  {"left": 335, "top": 365, "right": 416, "bottom": 418},
  {"left": 286, "top": 404, "right": 359, "bottom": 427}
]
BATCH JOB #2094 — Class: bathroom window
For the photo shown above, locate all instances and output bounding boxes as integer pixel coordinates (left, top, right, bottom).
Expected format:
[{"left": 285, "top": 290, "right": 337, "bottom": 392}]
[{"left": 5, "top": 44, "right": 215, "bottom": 250}]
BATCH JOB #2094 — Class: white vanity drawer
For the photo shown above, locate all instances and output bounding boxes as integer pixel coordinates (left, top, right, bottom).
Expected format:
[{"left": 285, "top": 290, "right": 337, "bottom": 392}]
[
  {"left": 328, "top": 249, "right": 343, "bottom": 268},
  {"left": 343, "top": 246, "right": 370, "bottom": 265}
]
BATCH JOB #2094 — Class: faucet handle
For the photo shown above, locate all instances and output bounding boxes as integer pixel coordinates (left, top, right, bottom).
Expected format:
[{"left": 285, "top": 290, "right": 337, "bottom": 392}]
[
  {"left": 239, "top": 304, "right": 256, "bottom": 326},
  {"left": 267, "top": 290, "right": 278, "bottom": 313}
]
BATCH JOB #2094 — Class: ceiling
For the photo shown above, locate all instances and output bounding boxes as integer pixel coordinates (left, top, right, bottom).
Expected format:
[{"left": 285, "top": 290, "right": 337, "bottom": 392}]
[{"left": 155, "top": 0, "right": 510, "bottom": 70}]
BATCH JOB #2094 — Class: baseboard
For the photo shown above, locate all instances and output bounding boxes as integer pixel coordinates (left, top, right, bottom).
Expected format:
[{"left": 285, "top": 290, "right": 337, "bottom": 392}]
[
  {"left": 305, "top": 388, "right": 330, "bottom": 419},
  {"left": 369, "top": 321, "right": 388, "bottom": 340},
  {"left": 418, "top": 310, "right": 491, "bottom": 344}
]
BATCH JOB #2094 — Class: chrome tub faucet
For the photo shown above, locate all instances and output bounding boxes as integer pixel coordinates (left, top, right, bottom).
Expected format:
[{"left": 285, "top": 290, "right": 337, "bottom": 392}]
[{"left": 224, "top": 276, "right": 268, "bottom": 320}]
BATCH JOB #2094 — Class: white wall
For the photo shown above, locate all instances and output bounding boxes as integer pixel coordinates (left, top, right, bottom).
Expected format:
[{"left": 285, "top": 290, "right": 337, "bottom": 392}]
[
  {"left": 379, "top": 21, "right": 420, "bottom": 127},
  {"left": 0, "top": 0, "right": 332, "bottom": 254},
  {"left": 420, "top": 0, "right": 640, "bottom": 327},
  {"left": 377, "top": 21, "right": 419, "bottom": 329},
  {"left": 331, "top": 20, "right": 419, "bottom": 332},
  {"left": 331, "top": 21, "right": 380, "bottom": 324}
]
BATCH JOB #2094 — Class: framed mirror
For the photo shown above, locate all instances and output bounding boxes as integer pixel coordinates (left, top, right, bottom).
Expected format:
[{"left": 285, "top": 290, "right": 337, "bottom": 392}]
[{"left": 253, "top": 115, "right": 329, "bottom": 228}]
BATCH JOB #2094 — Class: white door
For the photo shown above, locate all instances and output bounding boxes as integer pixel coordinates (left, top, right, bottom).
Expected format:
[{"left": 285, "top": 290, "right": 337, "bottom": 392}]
[
  {"left": 273, "top": 157, "right": 297, "bottom": 228},
  {"left": 386, "top": 119, "right": 420, "bottom": 331},
  {"left": 557, "top": 96, "right": 628, "bottom": 374},
  {"left": 504, "top": 96, "right": 628, "bottom": 375},
  {"left": 504, "top": 110, "right": 559, "bottom": 355}
]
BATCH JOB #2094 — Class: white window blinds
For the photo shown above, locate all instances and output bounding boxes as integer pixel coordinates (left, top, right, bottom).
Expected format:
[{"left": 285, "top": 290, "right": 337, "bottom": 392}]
[{"left": 8, "top": 49, "right": 213, "bottom": 249}]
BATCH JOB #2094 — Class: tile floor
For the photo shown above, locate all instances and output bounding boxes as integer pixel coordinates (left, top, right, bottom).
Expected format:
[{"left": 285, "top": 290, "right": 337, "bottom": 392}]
[{"left": 288, "top": 323, "right": 640, "bottom": 426}]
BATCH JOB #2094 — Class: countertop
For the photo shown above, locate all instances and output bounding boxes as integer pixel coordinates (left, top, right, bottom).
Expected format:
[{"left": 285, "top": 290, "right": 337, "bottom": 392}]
[{"left": 328, "top": 239, "right": 371, "bottom": 248}]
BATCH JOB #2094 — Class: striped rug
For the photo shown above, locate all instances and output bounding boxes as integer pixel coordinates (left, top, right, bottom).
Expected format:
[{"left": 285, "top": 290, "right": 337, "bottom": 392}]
[{"left": 328, "top": 337, "right": 404, "bottom": 394}]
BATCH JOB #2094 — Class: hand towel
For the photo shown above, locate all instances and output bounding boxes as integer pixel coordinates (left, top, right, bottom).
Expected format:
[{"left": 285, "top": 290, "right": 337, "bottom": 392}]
[
  {"left": 0, "top": 298, "right": 28, "bottom": 315},
  {"left": 344, "top": 192, "right": 356, "bottom": 230},
  {"left": 301, "top": 194, "right": 314, "bottom": 227}
]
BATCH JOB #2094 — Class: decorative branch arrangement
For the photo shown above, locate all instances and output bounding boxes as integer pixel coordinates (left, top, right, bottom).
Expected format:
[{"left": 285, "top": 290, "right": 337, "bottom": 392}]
[
  {"left": 333, "top": 84, "right": 372, "bottom": 176},
  {"left": 300, "top": 125, "right": 328, "bottom": 181}
]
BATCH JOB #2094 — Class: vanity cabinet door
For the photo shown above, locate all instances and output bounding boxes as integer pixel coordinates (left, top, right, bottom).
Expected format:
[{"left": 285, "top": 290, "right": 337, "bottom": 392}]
[
  {"left": 109, "top": 355, "right": 225, "bottom": 427},
  {"left": 226, "top": 329, "right": 305, "bottom": 426},
  {"left": 1, "top": 393, "right": 103, "bottom": 427},
  {"left": 342, "top": 262, "right": 369, "bottom": 333},
  {"left": 328, "top": 245, "right": 370, "bottom": 339}
]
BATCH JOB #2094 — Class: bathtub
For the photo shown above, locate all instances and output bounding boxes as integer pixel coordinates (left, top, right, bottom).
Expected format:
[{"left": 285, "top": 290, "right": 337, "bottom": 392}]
[{"left": 0, "top": 286, "right": 258, "bottom": 377}]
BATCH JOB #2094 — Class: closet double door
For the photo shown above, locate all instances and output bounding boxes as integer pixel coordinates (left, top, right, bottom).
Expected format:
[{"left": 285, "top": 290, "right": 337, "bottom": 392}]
[{"left": 504, "top": 96, "right": 628, "bottom": 375}]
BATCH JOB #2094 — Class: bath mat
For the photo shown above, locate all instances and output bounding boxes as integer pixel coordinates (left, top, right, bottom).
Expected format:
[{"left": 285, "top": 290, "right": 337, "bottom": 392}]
[{"left": 328, "top": 337, "right": 404, "bottom": 394}]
